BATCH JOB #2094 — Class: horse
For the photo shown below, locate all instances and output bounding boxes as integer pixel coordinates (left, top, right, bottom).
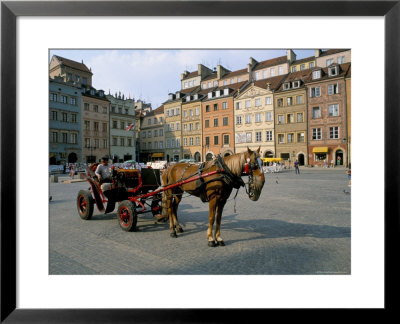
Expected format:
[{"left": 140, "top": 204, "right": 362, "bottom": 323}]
[{"left": 161, "top": 147, "right": 265, "bottom": 247}]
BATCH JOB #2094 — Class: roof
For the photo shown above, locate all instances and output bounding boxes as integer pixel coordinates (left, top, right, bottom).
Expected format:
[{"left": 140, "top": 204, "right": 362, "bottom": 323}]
[
  {"left": 220, "top": 68, "right": 248, "bottom": 80},
  {"left": 202, "top": 81, "right": 248, "bottom": 101},
  {"left": 181, "top": 70, "right": 198, "bottom": 80},
  {"left": 252, "top": 74, "right": 289, "bottom": 92},
  {"left": 319, "top": 49, "right": 350, "bottom": 57},
  {"left": 153, "top": 105, "right": 164, "bottom": 114},
  {"left": 304, "top": 62, "right": 351, "bottom": 83},
  {"left": 202, "top": 72, "right": 218, "bottom": 81},
  {"left": 253, "top": 56, "right": 288, "bottom": 71},
  {"left": 53, "top": 55, "right": 92, "bottom": 74},
  {"left": 291, "top": 56, "right": 315, "bottom": 65}
]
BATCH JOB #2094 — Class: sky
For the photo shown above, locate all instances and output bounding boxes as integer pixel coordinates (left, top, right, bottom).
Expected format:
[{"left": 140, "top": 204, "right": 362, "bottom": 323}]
[{"left": 49, "top": 49, "right": 315, "bottom": 109}]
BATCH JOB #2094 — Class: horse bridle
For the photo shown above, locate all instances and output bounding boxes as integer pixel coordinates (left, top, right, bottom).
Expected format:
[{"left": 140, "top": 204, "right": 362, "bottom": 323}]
[{"left": 243, "top": 155, "right": 261, "bottom": 198}]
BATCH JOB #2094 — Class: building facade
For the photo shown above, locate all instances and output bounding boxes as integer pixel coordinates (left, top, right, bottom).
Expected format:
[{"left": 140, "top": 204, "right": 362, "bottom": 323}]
[
  {"left": 81, "top": 87, "right": 110, "bottom": 163},
  {"left": 315, "top": 49, "right": 351, "bottom": 67},
  {"left": 107, "top": 92, "right": 136, "bottom": 163},
  {"left": 49, "top": 55, "right": 93, "bottom": 87},
  {"left": 49, "top": 76, "right": 82, "bottom": 165},
  {"left": 181, "top": 90, "right": 204, "bottom": 161},
  {"left": 234, "top": 76, "right": 285, "bottom": 158},
  {"left": 274, "top": 71, "right": 310, "bottom": 165},
  {"left": 163, "top": 91, "right": 184, "bottom": 162},
  {"left": 139, "top": 105, "right": 165, "bottom": 162},
  {"left": 202, "top": 82, "right": 246, "bottom": 161},
  {"left": 306, "top": 63, "right": 351, "bottom": 167}
]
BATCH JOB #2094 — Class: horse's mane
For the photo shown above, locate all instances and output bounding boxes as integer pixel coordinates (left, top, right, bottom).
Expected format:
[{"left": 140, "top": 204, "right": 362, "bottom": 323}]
[{"left": 223, "top": 152, "right": 246, "bottom": 177}]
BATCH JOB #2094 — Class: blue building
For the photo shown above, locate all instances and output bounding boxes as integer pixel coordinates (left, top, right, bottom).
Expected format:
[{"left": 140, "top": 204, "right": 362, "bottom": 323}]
[{"left": 49, "top": 76, "right": 82, "bottom": 165}]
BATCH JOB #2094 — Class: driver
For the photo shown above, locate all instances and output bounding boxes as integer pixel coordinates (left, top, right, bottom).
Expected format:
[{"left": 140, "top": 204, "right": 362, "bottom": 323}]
[{"left": 95, "top": 156, "right": 112, "bottom": 193}]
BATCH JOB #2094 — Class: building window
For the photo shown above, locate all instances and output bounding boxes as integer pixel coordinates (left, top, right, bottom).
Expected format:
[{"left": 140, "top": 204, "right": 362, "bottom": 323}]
[
  {"left": 287, "top": 113, "right": 294, "bottom": 124},
  {"left": 287, "top": 97, "right": 292, "bottom": 106},
  {"left": 256, "top": 131, "right": 262, "bottom": 142},
  {"left": 310, "top": 87, "right": 321, "bottom": 98},
  {"left": 330, "top": 126, "right": 339, "bottom": 139},
  {"left": 61, "top": 95, "right": 67, "bottom": 104},
  {"left": 222, "top": 102, "right": 228, "bottom": 109},
  {"left": 312, "top": 128, "right": 322, "bottom": 140},
  {"left": 159, "top": 129, "right": 163, "bottom": 136},
  {"left": 170, "top": 139, "right": 175, "bottom": 148},
  {"left": 236, "top": 116, "right": 242, "bottom": 125},
  {"left": 255, "top": 72, "right": 260, "bottom": 80},
  {"left": 214, "top": 118, "right": 218, "bottom": 127},
  {"left": 148, "top": 131, "right": 152, "bottom": 138},
  {"left": 287, "top": 133, "right": 294, "bottom": 143},
  {"left": 328, "top": 83, "right": 339, "bottom": 95},
  {"left": 245, "top": 115, "right": 251, "bottom": 124},
  {"left": 196, "top": 137, "right": 200, "bottom": 145},
  {"left": 70, "top": 133, "right": 77, "bottom": 144},
  {"left": 223, "top": 117, "right": 228, "bottom": 126},
  {"left": 326, "top": 58, "right": 334, "bottom": 66},
  {"left": 223, "top": 134, "right": 229, "bottom": 145},
  {"left": 338, "top": 56, "right": 345, "bottom": 64},
  {"left": 85, "top": 138, "right": 90, "bottom": 148},
  {"left": 159, "top": 141, "right": 163, "bottom": 149},
  {"left": 328, "top": 104, "right": 339, "bottom": 116},
  {"left": 94, "top": 122, "right": 99, "bottom": 131},
  {"left": 195, "top": 122, "right": 199, "bottom": 130},
  {"left": 195, "top": 107, "right": 199, "bottom": 115},
  {"left": 297, "top": 132, "right": 305, "bottom": 143},
  {"left": 189, "top": 137, "right": 193, "bottom": 146},
  {"left": 184, "top": 138, "right": 188, "bottom": 146},
  {"left": 236, "top": 102, "right": 242, "bottom": 110},
  {"left": 84, "top": 103, "right": 90, "bottom": 110},
  {"left": 50, "top": 93, "right": 57, "bottom": 101},
  {"left": 113, "top": 137, "right": 118, "bottom": 146},
  {"left": 300, "top": 64, "right": 305, "bottom": 71},
  {"left": 213, "top": 104, "right": 218, "bottom": 111},
  {"left": 278, "top": 134, "right": 284, "bottom": 144},
  {"left": 296, "top": 95, "right": 303, "bottom": 104},
  {"left": 263, "top": 70, "right": 268, "bottom": 78},
  {"left": 205, "top": 120, "right": 210, "bottom": 128},
  {"left": 183, "top": 124, "right": 187, "bottom": 131},
  {"left": 154, "top": 141, "right": 158, "bottom": 149},
  {"left": 70, "top": 97, "right": 76, "bottom": 105},
  {"left": 312, "top": 107, "right": 321, "bottom": 119},
  {"left": 205, "top": 105, "right": 210, "bottom": 112},
  {"left": 265, "top": 97, "right": 272, "bottom": 105},
  {"left": 297, "top": 113, "right": 304, "bottom": 123},
  {"left": 93, "top": 105, "right": 98, "bottom": 112},
  {"left": 265, "top": 111, "right": 272, "bottom": 121},
  {"left": 84, "top": 120, "right": 90, "bottom": 130},
  {"left": 120, "top": 121, "right": 125, "bottom": 130},
  {"left": 51, "top": 111, "right": 58, "bottom": 121},
  {"left": 292, "top": 66, "right": 297, "bottom": 72},
  {"left": 214, "top": 136, "right": 219, "bottom": 145},
  {"left": 270, "top": 68, "right": 275, "bottom": 76},
  {"left": 202, "top": 83, "right": 206, "bottom": 89},
  {"left": 154, "top": 130, "right": 158, "bottom": 137},
  {"left": 176, "top": 122, "right": 180, "bottom": 130},
  {"left": 189, "top": 123, "right": 193, "bottom": 131},
  {"left": 245, "top": 100, "right": 251, "bottom": 108},
  {"left": 255, "top": 113, "right": 262, "bottom": 123},
  {"left": 309, "top": 62, "right": 315, "bottom": 68},
  {"left": 266, "top": 131, "right": 273, "bottom": 141},
  {"left": 278, "top": 66, "right": 283, "bottom": 75},
  {"left": 102, "top": 123, "right": 107, "bottom": 132},
  {"left": 277, "top": 98, "right": 283, "bottom": 107},
  {"left": 278, "top": 115, "right": 284, "bottom": 124},
  {"left": 328, "top": 66, "right": 338, "bottom": 76},
  {"left": 148, "top": 142, "right": 152, "bottom": 149},
  {"left": 120, "top": 138, "right": 125, "bottom": 147},
  {"left": 312, "top": 70, "right": 321, "bottom": 79},
  {"left": 205, "top": 136, "right": 210, "bottom": 146},
  {"left": 71, "top": 114, "right": 77, "bottom": 123},
  {"left": 255, "top": 98, "right": 261, "bottom": 107}
]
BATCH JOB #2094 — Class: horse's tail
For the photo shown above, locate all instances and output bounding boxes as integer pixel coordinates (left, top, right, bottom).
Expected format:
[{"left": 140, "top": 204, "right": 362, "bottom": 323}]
[{"left": 161, "top": 168, "right": 169, "bottom": 219}]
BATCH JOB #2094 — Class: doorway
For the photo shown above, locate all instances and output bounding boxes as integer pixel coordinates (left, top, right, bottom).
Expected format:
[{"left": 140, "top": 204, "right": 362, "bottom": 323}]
[{"left": 335, "top": 150, "right": 344, "bottom": 165}]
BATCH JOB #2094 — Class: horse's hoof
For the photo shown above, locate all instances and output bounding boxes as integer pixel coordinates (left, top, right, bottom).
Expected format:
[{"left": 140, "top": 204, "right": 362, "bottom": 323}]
[
  {"left": 217, "top": 240, "right": 225, "bottom": 246},
  {"left": 176, "top": 227, "right": 184, "bottom": 233},
  {"left": 208, "top": 241, "right": 217, "bottom": 247},
  {"left": 170, "top": 232, "right": 177, "bottom": 238}
]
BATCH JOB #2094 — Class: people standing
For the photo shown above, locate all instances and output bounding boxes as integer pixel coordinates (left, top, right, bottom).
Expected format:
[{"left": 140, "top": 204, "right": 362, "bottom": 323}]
[{"left": 294, "top": 159, "right": 300, "bottom": 174}]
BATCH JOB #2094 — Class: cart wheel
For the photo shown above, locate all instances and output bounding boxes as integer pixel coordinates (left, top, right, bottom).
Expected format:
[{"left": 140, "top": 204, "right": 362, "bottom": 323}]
[
  {"left": 118, "top": 200, "right": 137, "bottom": 232},
  {"left": 77, "top": 190, "right": 94, "bottom": 220}
]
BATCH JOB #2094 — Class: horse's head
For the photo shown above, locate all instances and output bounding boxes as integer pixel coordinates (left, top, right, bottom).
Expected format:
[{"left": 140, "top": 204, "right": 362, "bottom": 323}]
[{"left": 244, "top": 147, "right": 265, "bottom": 201}]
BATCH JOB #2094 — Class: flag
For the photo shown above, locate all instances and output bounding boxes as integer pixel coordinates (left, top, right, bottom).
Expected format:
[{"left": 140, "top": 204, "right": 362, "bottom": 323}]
[{"left": 126, "top": 123, "right": 134, "bottom": 131}]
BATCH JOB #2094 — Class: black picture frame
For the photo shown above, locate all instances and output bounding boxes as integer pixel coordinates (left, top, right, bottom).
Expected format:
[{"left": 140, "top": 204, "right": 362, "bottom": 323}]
[{"left": 1, "top": 1, "right": 399, "bottom": 322}]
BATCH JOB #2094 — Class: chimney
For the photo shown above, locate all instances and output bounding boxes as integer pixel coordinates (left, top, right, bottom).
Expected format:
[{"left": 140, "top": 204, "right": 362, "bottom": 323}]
[
  {"left": 315, "top": 49, "right": 321, "bottom": 58},
  {"left": 287, "top": 49, "right": 296, "bottom": 63},
  {"left": 249, "top": 57, "right": 258, "bottom": 67},
  {"left": 266, "top": 83, "right": 271, "bottom": 90},
  {"left": 180, "top": 70, "right": 189, "bottom": 80}
]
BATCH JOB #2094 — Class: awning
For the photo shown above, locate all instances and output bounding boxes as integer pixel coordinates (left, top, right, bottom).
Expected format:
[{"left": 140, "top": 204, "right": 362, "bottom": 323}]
[
  {"left": 263, "top": 158, "right": 282, "bottom": 162},
  {"left": 152, "top": 153, "right": 164, "bottom": 158},
  {"left": 313, "top": 147, "right": 329, "bottom": 153}
]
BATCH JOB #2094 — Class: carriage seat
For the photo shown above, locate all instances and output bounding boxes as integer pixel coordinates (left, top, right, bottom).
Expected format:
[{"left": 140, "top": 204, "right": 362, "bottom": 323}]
[{"left": 115, "top": 169, "right": 140, "bottom": 189}]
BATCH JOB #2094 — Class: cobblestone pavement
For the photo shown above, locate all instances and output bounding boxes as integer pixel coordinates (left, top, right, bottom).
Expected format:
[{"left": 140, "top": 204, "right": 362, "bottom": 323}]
[{"left": 49, "top": 167, "right": 351, "bottom": 275}]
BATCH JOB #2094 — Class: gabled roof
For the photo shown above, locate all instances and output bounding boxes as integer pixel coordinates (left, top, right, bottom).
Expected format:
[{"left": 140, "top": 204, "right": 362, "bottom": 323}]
[
  {"left": 153, "top": 105, "right": 164, "bottom": 114},
  {"left": 253, "top": 55, "right": 288, "bottom": 71},
  {"left": 53, "top": 55, "right": 92, "bottom": 74},
  {"left": 253, "top": 74, "right": 288, "bottom": 91},
  {"left": 319, "top": 49, "right": 350, "bottom": 57},
  {"left": 220, "top": 68, "right": 248, "bottom": 79},
  {"left": 291, "top": 56, "right": 315, "bottom": 65},
  {"left": 181, "top": 71, "right": 198, "bottom": 80},
  {"left": 304, "top": 62, "right": 351, "bottom": 83}
]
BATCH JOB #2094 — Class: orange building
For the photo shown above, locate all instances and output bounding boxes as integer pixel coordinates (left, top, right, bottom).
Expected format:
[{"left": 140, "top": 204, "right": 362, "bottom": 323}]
[{"left": 202, "top": 82, "right": 247, "bottom": 161}]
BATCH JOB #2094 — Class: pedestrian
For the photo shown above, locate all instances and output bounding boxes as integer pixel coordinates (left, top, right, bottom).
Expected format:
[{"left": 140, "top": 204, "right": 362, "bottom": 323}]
[
  {"left": 294, "top": 159, "right": 300, "bottom": 174},
  {"left": 346, "top": 168, "right": 351, "bottom": 187},
  {"left": 323, "top": 160, "right": 327, "bottom": 168},
  {"left": 330, "top": 159, "right": 334, "bottom": 168},
  {"left": 69, "top": 163, "right": 74, "bottom": 178}
]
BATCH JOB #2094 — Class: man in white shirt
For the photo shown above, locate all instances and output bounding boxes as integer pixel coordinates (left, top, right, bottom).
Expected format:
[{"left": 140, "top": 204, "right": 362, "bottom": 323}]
[{"left": 95, "top": 156, "right": 112, "bottom": 192}]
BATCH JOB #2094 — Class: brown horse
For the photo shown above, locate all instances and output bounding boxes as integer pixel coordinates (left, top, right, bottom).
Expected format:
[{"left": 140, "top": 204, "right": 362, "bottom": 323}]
[{"left": 161, "top": 147, "right": 265, "bottom": 247}]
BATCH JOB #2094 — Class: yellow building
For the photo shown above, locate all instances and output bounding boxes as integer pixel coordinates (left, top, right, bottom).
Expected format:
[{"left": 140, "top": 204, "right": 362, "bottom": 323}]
[
  {"left": 181, "top": 90, "right": 203, "bottom": 161},
  {"left": 290, "top": 56, "right": 316, "bottom": 73},
  {"left": 234, "top": 76, "right": 285, "bottom": 158}
]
